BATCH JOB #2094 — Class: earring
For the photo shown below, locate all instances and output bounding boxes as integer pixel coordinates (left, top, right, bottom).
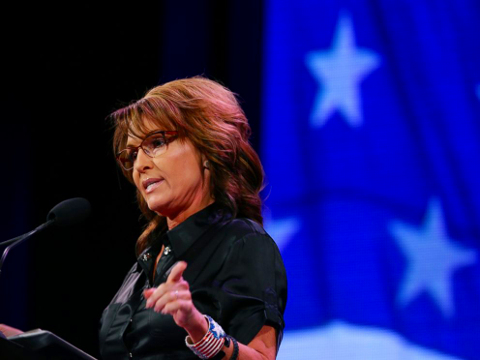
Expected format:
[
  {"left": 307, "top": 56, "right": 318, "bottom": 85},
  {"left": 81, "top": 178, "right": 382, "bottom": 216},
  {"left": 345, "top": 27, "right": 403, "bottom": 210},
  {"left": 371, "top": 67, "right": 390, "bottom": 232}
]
[{"left": 203, "top": 160, "right": 210, "bottom": 169}]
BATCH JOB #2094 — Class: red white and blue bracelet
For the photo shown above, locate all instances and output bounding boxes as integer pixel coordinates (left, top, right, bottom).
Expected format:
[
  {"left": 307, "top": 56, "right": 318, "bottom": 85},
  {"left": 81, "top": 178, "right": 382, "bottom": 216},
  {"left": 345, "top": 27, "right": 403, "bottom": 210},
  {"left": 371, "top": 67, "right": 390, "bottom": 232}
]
[{"left": 185, "top": 315, "right": 227, "bottom": 359}]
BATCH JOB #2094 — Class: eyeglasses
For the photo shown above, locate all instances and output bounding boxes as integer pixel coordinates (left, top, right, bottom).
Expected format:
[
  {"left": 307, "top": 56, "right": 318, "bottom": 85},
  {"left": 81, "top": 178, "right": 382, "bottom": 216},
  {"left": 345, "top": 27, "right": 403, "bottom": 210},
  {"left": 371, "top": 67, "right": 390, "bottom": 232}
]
[{"left": 116, "top": 130, "right": 179, "bottom": 170}]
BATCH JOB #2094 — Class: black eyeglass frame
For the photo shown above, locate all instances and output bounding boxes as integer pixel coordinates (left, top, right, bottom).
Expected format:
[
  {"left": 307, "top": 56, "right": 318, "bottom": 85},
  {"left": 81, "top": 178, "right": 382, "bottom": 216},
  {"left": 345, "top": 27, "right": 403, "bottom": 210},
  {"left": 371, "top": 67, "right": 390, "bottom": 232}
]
[{"left": 116, "top": 130, "right": 179, "bottom": 171}]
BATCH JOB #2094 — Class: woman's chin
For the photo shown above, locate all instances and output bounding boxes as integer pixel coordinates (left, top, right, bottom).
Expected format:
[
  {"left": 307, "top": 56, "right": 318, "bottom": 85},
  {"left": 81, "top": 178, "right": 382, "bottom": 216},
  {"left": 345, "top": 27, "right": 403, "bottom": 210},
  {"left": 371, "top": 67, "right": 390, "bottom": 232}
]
[
  {"left": 147, "top": 200, "right": 165, "bottom": 214},
  {"left": 147, "top": 200, "right": 172, "bottom": 217}
]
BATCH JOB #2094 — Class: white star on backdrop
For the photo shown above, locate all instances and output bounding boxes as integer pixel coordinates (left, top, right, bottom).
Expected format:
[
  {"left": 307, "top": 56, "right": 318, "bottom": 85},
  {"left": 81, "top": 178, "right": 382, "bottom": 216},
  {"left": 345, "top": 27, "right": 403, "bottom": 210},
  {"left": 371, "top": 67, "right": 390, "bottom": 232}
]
[
  {"left": 389, "top": 198, "right": 477, "bottom": 318},
  {"left": 305, "top": 13, "right": 381, "bottom": 128}
]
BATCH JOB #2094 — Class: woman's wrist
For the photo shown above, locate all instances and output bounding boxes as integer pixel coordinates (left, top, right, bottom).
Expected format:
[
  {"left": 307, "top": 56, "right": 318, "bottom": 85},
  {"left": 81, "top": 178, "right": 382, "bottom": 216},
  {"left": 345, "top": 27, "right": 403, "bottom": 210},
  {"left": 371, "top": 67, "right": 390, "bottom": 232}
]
[
  {"left": 185, "top": 310, "right": 210, "bottom": 343},
  {"left": 185, "top": 315, "right": 229, "bottom": 359}
]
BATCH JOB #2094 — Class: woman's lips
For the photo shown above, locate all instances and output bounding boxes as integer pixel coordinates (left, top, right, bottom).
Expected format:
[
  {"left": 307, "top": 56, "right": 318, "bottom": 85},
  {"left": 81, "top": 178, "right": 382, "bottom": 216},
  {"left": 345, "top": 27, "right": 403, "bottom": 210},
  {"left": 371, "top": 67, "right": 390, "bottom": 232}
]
[{"left": 142, "top": 178, "right": 164, "bottom": 194}]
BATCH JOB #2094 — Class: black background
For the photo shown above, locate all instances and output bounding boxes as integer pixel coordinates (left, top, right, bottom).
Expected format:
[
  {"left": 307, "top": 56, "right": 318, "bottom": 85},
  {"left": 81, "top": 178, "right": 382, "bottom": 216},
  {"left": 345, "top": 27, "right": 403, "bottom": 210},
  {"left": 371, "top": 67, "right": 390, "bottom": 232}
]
[{"left": 0, "top": 2, "right": 263, "bottom": 357}]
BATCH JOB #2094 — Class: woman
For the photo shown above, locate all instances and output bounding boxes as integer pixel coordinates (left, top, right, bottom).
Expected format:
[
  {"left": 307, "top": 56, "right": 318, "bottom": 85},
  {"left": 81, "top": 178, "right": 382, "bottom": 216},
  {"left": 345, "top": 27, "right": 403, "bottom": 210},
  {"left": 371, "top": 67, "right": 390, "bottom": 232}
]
[{"left": 99, "top": 77, "right": 287, "bottom": 360}]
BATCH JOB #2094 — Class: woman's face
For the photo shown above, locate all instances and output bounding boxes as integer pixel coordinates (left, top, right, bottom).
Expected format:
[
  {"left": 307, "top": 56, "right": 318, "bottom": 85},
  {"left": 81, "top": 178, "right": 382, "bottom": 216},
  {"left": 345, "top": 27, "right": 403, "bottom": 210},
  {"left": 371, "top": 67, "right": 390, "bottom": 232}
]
[{"left": 127, "top": 122, "right": 212, "bottom": 226}]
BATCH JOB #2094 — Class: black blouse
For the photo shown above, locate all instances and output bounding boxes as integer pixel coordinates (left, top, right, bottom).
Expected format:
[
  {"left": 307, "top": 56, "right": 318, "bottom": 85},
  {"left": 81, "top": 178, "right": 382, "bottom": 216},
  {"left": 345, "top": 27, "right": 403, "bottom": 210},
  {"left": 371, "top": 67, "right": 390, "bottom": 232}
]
[{"left": 99, "top": 204, "right": 287, "bottom": 360}]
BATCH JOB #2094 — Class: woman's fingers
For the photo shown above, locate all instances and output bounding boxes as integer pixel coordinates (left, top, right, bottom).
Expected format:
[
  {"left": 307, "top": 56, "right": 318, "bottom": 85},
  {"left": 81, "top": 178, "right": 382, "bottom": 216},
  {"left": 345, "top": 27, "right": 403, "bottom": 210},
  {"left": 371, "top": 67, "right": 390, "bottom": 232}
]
[
  {"left": 143, "top": 288, "right": 155, "bottom": 299},
  {"left": 144, "top": 261, "right": 196, "bottom": 326},
  {"left": 163, "top": 299, "right": 193, "bottom": 318},
  {"left": 153, "top": 289, "right": 192, "bottom": 313},
  {"left": 145, "top": 280, "right": 189, "bottom": 309},
  {"left": 167, "top": 261, "right": 188, "bottom": 283},
  {"left": 142, "top": 261, "right": 203, "bottom": 332}
]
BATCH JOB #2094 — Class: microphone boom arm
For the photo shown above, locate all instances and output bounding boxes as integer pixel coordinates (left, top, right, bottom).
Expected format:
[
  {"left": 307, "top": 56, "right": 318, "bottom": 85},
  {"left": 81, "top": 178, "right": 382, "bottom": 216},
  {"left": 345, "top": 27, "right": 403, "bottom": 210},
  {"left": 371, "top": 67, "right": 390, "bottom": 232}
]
[
  {"left": 0, "top": 197, "right": 91, "bottom": 279},
  {"left": 0, "top": 219, "right": 55, "bottom": 278}
]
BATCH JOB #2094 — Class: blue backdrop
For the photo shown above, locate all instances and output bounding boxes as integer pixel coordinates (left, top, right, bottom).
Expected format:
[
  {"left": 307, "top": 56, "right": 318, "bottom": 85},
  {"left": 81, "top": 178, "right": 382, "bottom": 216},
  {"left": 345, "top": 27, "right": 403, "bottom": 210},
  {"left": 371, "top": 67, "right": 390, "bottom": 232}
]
[{"left": 261, "top": 1, "right": 480, "bottom": 359}]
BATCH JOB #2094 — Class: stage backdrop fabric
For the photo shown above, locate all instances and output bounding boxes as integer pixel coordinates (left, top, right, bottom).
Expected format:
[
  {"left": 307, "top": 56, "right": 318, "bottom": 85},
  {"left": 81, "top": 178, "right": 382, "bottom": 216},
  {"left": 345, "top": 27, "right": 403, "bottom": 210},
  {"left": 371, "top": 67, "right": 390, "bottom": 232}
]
[{"left": 261, "top": 1, "right": 480, "bottom": 360}]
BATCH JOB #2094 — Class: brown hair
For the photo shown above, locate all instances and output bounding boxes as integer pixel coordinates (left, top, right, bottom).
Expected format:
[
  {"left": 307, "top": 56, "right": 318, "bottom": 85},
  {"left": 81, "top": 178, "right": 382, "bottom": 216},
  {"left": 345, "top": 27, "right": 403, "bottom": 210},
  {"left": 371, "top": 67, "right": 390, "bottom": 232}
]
[{"left": 111, "top": 76, "right": 265, "bottom": 255}]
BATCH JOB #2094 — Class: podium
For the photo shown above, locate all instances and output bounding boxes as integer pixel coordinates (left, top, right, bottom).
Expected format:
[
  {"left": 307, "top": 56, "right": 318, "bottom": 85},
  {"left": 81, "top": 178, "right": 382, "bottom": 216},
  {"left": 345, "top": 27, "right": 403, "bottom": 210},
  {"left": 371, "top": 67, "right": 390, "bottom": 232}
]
[{"left": 0, "top": 329, "right": 97, "bottom": 360}]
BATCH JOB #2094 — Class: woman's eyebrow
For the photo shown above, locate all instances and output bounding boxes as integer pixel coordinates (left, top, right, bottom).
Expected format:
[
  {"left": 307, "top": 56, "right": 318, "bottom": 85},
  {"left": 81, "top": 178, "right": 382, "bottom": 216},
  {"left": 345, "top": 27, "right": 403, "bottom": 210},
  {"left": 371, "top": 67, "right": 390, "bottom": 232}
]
[{"left": 126, "top": 136, "right": 142, "bottom": 148}]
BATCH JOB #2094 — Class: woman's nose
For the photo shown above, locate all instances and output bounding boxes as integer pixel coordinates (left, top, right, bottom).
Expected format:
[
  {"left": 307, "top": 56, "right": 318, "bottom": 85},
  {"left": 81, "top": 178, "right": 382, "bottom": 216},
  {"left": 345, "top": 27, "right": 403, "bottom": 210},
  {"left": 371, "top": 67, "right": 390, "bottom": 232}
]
[{"left": 134, "top": 148, "right": 153, "bottom": 172}]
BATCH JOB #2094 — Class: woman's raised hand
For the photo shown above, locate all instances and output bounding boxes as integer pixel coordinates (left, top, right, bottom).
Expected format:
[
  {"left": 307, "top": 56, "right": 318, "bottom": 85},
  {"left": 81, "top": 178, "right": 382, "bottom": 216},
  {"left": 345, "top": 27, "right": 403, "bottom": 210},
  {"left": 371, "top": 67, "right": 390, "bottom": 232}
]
[{"left": 143, "top": 261, "right": 208, "bottom": 340}]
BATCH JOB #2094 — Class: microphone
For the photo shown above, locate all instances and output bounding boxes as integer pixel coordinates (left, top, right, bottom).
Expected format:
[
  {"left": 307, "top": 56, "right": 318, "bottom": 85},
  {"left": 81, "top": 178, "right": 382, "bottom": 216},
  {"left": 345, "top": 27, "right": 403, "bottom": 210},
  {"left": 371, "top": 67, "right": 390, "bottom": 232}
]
[
  {"left": 46, "top": 197, "right": 91, "bottom": 228},
  {"left": 0, "top": 198, "right": 91, "bottom": 277}
]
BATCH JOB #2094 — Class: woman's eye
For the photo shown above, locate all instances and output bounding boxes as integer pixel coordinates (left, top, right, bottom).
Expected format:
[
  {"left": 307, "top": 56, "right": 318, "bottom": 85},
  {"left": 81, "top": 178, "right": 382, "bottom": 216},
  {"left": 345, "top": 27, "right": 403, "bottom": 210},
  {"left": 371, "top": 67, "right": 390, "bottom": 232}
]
[
  {"left": 150, "top": 138, "right": 166, "bottom": 149},
  {"left": 130, "top": 150, "right": 138, "bottom": 160}
]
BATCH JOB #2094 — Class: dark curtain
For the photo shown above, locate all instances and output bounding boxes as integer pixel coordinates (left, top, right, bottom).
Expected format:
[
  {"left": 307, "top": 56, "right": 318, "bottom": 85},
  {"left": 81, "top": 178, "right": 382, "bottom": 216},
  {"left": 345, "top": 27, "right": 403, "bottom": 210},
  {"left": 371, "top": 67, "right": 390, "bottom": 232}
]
[{"left": 0, "top": 2, "right": 263, "bottom": 357}]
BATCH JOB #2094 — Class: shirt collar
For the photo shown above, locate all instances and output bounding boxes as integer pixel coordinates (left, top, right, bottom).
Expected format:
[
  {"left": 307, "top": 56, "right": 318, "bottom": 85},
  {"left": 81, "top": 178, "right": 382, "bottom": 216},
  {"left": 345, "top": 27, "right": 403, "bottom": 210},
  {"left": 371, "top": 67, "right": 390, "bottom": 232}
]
[{"left": 165, "top": 203, "right": 230, "bottom": 258}]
